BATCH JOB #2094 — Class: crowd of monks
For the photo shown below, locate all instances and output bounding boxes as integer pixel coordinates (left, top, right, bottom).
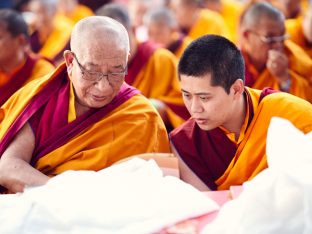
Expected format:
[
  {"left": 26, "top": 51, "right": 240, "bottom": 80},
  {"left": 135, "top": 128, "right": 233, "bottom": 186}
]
[{"left": 0, "top": 0, "right": 312, "bottom": 194}]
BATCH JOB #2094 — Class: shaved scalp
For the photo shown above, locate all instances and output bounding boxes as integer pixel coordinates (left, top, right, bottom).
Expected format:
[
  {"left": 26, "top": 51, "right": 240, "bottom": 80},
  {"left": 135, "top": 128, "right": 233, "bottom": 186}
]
[
  {"left": 70, "top": 16, "right": 130, "bottom": 55},
  {"left": 29, "top": 0, "right": 58, "bottom": 15},
  {"left": 144, "top": 7, "right": 177, "bottom": 28},
  {"left": 240, "top": 2, "right": 285, "bottom": 29}
]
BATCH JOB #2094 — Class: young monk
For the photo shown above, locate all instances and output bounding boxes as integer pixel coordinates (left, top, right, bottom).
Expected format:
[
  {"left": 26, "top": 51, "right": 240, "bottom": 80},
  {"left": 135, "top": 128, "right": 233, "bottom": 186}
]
[
  {"left": 0, "top": 16, "right": 170, "bottom": 193},
  {"left": 170, "top": 34, "right": 312, "bottom": 191},
  {"left": 97, "top": 3, "right": 190, "bottom": 129},
  {"left": 0, "top": 9, "right": 54, "bottom": 106}
]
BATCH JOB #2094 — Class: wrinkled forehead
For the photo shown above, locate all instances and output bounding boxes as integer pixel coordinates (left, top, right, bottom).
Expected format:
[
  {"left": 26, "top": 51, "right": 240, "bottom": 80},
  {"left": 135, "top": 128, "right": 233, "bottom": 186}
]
[{"left": 256, "top": 17, "right": 285, "bottom": 33}]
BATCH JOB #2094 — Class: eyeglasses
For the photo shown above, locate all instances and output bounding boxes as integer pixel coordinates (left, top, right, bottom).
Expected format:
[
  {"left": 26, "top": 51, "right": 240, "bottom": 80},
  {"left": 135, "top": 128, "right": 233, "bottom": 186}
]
[
  {"left": 72, "top": 52, "right": 127, "bottom": 84},
  {"left": 248, "top": 30, "right": 289, "bottom": 44}
]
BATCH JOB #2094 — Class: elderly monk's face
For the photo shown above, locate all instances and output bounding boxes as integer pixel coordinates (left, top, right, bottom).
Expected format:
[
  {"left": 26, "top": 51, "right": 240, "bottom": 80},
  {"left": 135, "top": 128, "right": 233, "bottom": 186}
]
[
  {"left": 244, "top": 18, "right": 286, "bottom": 67},
  {"left": 66, "top": 37, "right": 128, "bottom": 109},
  {"left": 180, "top": 73, "right": 238, "bottom": 131}
]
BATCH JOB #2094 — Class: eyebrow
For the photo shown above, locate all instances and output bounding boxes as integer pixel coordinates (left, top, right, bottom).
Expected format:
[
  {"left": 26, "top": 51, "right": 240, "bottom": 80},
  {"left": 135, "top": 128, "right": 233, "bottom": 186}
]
[{"left": 181, "top": 89, "right": 211, "bottom": 96}]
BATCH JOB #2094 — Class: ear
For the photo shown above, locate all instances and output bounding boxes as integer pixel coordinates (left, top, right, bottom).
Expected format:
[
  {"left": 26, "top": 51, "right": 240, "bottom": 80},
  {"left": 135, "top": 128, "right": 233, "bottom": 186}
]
[
  {"left": 231, "top": 79, "right": 244, "bottom": 100},
  {"left": 63, "top": 50, "right": 74, "bottom": 78},
  {"left": 17, "top": 34, "right": 28, "bottom": 47}
]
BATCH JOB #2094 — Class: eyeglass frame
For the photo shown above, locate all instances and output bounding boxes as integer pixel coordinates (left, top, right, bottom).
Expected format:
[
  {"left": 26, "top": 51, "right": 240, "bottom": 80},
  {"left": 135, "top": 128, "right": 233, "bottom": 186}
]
[
  {"left": 247, "top": 30, "right": 290, "bottom": 44},
  {"left": 71, "top": 52, "right": 128, "bottom": 84}
]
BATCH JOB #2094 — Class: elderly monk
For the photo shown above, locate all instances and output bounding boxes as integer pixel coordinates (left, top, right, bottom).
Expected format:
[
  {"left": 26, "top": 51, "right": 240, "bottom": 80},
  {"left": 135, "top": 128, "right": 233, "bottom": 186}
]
[
  {"left": 97, "top": 3, "right": 189, "bottom": 130},
  {"left": 202, "top": 0, "right": 244, "bottom": 43},
  {"left": 170, "top": 35, "right": 312, "bottom": 191},
  {"left": 28, "top": 0, "right": 74, "bottom": 64},
  {"left": 0, "top": 16, "right": 170, "bottom": 194},
  {"left": 169, "top": 0, "right": 230, "bottom": 41},
  {"left": 0, "top": 9, "right": 54, "bottom": 106},
  {"left": 239, "top": 2, "right": 312, "bottom": 102},
  {"left": 144, "top": 7, "right": 192, "bottom": 59}
]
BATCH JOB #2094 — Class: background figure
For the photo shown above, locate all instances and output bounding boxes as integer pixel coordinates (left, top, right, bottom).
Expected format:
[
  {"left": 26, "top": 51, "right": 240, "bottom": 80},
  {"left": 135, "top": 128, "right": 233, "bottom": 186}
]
[
  {"left": 0, "top": 9, "right": 54, "bottom": 106},
  {"left": 169, "top": 0, "right": 230, "bottom": 41},
  {"left": 27, "top": 0, "right": 74, "bottom": 64},
  {"left": 0, "top": 16, "right": 170, "bottom": 194},
  {"left": 239, "top": 2, "right": 312, "bottom": 102},
  {"left": 170, "top": 34, "right": 312, "bottom": 191},
  {"left": 97, "top": 3, "right": 190, "bottom": 130},
  {"left": 57, "top": 0, "right": 94, "bottom": 23},
  {"left": 144, "top": 7, "right": 192, "bottom": 59}
]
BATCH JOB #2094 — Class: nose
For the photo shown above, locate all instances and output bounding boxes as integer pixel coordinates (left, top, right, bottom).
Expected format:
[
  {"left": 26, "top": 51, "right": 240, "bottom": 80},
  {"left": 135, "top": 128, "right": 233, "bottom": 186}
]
[
  {"left": 190, "top": 98, "right": 204, "bottom": 114},
  {"left": 94, "top": 75, "right": 111, "bottom": 92},
  {"left": 270, "top": 41, "right": 284, "bottom": 51}
]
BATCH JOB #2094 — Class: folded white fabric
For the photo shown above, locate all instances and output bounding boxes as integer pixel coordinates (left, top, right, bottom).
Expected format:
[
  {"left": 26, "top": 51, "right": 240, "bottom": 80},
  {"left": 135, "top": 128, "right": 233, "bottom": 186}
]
[
  {"left": 0, "top": 158, "right": 219, "bottom": 234},
  {"left": 202, "top": 117, "right": 312, "bottom": 234}
]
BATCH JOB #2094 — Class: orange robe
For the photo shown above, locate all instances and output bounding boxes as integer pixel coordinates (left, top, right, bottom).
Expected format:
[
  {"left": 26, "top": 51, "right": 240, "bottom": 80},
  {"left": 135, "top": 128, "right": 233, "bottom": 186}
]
[
  {"left": 127, "top": 42, "right": 189, "bottom": 128},
  {"left": 244, "top": 40, "right": 312, "bottom": 102},
  {"left": 0, "top": 53, "right": 54, "bottom": 106},
  {"left": 58, "top": 4, "right": 94, "bottom": 23},
  {"left": 0, "top": 63, "right": 170, "bottom": 176},
  {"left": 186, "top": 9, "right": 230, "bottom": 41},
  {"left": 30, "top": 14, "right": 74, "bottom": 63},
  {"left": 286, "top": 17, "right": 312, "bottom": 59},
  {"left": 170, "top": 88, "right": 312, "bottom": 190}
]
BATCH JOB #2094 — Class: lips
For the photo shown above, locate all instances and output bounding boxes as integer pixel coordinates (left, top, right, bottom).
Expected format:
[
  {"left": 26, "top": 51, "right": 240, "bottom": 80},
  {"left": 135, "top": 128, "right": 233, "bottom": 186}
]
[
  {"left": 91, "top": 95, "right": 107, "bottom": 102},
  {"left": 193, "top": 118, "right": 208, "bottom": 125}
]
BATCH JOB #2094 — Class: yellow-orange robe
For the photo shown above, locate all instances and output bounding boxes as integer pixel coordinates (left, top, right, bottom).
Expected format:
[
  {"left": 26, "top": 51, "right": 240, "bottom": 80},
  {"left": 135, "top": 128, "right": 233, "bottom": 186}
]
[
  {"left": 170, "top": 88, "right": 312, "bottom": 190},
  {"left": 0, "top": 53, "right": 54, "bottom": 106},
  {"left": 0, "top": 63, "right": 170, "bottom": 176},
  {"left": 30, "top": 14, "right": 74, "bottom": 63},
  {"left": 58, "top": 4, "right": 94, "bottom": 23},
  {"left": 167, "top": 33, "right": 192, "bottom": 59},
  {"left": 286, "top": 17, "right": 312, "bottom": 60},
  {"left": 186, "top": 9, "right": 230, "bottom": 41},
  {"left": 243, "top": 40, "right": 312, "bottom": 102},
  {"left": 127, "top": 42, "right": 189, "bottom": 128}
]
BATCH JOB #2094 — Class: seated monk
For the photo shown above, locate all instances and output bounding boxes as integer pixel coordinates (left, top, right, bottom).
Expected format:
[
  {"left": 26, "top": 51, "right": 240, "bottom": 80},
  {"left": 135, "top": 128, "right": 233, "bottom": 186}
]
[
  {"left": 170, "top": 34, "right": 312, "bottom": 191},
  {"left": 0, "top": 9, "right": 54, "bottom": 106},
  {"left": 143, "top": 7, "right": 192, "bottom": 59},
  {"left": 169, "top": 0, "right": 230, "bottom": 41},
  {"left": 239, "top": 2, "right": 312, "bottom": 102},
  {"left": 56, "top": 0, "right": 94, "bottom": 23},
  {"left": 286, "top": 5, "right": 312, "bottom": 60},
  {"left": 96, "top": 3, "right": 190, "bottom": 130},
  {"left": 0, "top": 16, "right": 170, "bottom": 194},
  {"left": 202, "top": 0, "right": 244, "bottom": 43},
  {"left": 27, "top": 0, "right": 75, "bottom": 64}
]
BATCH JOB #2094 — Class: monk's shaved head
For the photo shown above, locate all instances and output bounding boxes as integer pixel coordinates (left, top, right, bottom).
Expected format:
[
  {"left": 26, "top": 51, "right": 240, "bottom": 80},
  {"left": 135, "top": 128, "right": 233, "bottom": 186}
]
[
  {"left": 240, "top": 2, "right": 284, "bottom": 29},
  {"left": 70, "top": 16, "right": 130, "bottom": 58}
]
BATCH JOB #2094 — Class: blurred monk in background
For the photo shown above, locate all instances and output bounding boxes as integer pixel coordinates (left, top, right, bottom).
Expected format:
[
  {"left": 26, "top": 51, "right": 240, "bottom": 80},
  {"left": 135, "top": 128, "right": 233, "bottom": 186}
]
[
  {"left": 57, "top": 0, "right": 93, "bottom": 23},
  {"left": 0, "top": 9, "right": 54, "bottom": 106},
  {"left": 239, "top": 2, "right": 312, "bottom": 102}
]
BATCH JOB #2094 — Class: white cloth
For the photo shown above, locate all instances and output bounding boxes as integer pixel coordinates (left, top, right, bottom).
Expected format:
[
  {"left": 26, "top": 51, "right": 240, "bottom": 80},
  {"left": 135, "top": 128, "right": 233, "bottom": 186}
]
[
  {"left": 201, "top": 117, "right": 312, "bottom": 234},
  {"left": 0, "top": 158, "right": 219, "bottom": 234}
]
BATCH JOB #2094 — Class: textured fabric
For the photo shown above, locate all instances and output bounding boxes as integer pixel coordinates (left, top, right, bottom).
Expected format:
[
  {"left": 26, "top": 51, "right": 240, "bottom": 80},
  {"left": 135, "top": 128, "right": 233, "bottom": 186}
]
[
  {"left": 170, "top": 87, "right": 312, "bottom": 190},
  {"left": 0, "top": 63, "right": 170, "bottom": 177}
]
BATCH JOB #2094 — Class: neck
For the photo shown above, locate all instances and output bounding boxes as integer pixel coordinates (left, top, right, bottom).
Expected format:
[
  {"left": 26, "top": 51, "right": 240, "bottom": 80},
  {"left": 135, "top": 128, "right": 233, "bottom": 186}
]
[
  {"left": 75, "top": 100, "right": 90, "bottom": 117},
  {"left": 0, "top": 51, "right": 26, "bottom": 74},
  {"left": 223, "top": 93, "right": 247, "bottom": 141}
]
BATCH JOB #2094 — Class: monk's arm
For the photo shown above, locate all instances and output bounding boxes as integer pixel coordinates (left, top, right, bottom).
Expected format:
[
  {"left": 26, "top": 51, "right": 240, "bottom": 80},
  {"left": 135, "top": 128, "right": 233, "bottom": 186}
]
[
  {"left": 0, "top": 123, "right": 50, "bottom": 193},
  {"left": 171, "top": 144, "right": 210, "bottom": 191}
]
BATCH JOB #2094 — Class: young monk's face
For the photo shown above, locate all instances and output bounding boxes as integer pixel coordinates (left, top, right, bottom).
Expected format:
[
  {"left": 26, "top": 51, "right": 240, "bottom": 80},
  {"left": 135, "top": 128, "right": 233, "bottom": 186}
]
[
  {"left": 180, "top": 73, "right": 240, "bottom": 131},
  {"left": 0, "top": 24, "right": 22, "bottom": 64}
]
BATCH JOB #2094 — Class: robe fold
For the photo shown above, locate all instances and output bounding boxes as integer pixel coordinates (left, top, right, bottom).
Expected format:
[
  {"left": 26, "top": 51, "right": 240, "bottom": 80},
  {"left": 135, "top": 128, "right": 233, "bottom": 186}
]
[
  {"left": 0, "top": 53, "right": 54, "bottom": 106},
  {"left": 0, "top": 63, "right": 170, "bottom": 176},
  {"left": 126, "top": 41, "right": 190, "bottom": 128},
  {"left": 170, "top": 87, "right": 312, "bottom": 190}
]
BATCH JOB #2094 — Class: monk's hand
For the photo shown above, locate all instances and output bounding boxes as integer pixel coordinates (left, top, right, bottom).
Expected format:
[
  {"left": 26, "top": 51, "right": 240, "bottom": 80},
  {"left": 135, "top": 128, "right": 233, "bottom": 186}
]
[{"left": 267, "top": 49, "right": 291, "bottom": 92}]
